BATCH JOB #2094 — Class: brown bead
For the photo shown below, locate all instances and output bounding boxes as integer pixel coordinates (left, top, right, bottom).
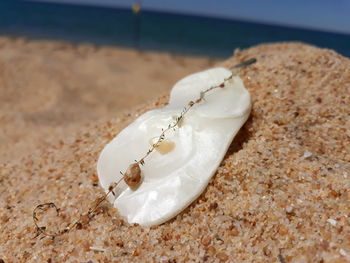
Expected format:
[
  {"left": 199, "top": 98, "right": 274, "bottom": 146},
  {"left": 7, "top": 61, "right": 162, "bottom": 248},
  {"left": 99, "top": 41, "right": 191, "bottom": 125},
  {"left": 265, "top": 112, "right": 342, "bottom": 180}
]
[
  {"left": 124, "top": 163, "right": 142, "bottom": 188},
  {"left": 188, "top": 101, "right": 195, "bottom": 107},
  {"left": 80, "top": 213, "right": 90, "bottom": 225}
]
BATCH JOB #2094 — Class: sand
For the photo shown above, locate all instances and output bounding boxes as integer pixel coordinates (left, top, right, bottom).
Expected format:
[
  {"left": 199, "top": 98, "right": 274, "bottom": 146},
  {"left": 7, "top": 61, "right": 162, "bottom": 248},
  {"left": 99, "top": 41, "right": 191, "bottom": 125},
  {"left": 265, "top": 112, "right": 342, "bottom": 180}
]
[
  {"left": 0, "top": 36, "right": 216, "bottom": 163},
  {"left": 0, "top": 39, "right": 349, "bottom": 262}
]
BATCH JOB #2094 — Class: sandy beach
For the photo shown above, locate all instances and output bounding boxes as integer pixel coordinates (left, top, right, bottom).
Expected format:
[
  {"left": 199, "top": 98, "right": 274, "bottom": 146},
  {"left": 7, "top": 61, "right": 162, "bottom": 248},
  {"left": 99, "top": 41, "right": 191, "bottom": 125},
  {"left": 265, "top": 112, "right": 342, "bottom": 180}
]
[
  {"left": 0, "top": 37, "right": 217, "bottom": 163},
  {"left": 0, "top": 38, "right": 349, "bottom": 262}
]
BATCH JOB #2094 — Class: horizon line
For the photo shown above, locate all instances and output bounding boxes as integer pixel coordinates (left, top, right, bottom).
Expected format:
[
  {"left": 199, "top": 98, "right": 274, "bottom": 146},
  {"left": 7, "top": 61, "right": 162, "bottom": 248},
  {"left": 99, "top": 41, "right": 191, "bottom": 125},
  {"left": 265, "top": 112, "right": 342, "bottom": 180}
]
[{"left": 25, "top": 0, "right": 350, "bottom": 36}]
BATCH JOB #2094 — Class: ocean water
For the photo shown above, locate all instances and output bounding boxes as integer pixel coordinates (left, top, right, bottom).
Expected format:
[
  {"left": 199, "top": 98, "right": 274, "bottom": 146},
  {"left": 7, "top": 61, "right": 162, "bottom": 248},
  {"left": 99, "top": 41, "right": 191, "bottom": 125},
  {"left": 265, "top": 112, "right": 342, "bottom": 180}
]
[{"left": 0, "top": 0, "right": 349, "bottom": 58}]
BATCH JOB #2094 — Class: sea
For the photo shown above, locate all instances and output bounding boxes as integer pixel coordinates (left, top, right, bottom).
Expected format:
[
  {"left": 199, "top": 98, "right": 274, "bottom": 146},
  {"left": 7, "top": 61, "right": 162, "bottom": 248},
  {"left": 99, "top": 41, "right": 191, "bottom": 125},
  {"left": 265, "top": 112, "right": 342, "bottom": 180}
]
[{"left": 1, "top": 0, "right": 349, "bottom": 58}]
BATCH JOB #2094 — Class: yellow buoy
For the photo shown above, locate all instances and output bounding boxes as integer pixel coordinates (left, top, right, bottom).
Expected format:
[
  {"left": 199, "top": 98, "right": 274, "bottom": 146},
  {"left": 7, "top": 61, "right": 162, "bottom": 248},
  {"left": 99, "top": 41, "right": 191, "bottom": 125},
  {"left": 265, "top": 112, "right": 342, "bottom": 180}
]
[{"left": 132, "top": 2, "right": 141, "bottom": 14}]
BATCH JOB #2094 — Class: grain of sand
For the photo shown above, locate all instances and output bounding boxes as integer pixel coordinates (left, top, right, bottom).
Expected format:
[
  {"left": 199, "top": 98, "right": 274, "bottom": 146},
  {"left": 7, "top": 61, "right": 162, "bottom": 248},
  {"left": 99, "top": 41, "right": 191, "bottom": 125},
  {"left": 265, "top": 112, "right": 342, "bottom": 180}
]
[{"left": 0, "top": 40, "right": 349, "bottom": 262}]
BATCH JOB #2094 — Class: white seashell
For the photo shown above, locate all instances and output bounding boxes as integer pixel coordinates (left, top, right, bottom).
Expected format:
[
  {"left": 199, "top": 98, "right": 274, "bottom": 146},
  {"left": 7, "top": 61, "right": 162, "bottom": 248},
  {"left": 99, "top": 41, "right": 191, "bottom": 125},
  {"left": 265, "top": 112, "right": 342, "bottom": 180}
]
[{"left": 97, "top": 67, "right": 251, "bottom": 226}]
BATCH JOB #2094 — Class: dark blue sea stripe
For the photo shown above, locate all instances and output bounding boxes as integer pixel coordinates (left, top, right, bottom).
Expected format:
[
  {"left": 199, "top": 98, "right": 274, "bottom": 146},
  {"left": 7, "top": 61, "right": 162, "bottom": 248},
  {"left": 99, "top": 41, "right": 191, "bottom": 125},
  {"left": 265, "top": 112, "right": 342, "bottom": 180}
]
[{"left": 0, "top": 0, "right": 349, "bottom": 58}]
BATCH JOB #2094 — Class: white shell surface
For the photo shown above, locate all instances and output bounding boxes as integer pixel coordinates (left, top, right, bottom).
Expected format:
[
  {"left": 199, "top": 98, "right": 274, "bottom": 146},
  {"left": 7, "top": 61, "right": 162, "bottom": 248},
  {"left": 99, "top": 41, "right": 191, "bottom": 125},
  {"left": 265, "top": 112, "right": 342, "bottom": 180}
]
[{"left": 97, "top": 67, "right": 251, "bottom": 226}]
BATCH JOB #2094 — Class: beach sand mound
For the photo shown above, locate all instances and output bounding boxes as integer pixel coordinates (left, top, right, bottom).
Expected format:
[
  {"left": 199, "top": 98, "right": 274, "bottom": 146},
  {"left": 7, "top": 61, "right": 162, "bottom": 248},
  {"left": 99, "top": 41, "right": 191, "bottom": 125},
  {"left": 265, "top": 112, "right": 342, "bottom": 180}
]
[{"left": 0, "top": 42, "right": 349, "bottom": 262}]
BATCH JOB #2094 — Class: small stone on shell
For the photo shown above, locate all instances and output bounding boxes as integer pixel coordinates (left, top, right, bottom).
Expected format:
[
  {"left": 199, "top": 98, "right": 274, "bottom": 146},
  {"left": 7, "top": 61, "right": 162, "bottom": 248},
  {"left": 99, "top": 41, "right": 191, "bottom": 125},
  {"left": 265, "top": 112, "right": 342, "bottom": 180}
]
[{"left": 124, "top": 163, "right": 142, "bottom": 188}]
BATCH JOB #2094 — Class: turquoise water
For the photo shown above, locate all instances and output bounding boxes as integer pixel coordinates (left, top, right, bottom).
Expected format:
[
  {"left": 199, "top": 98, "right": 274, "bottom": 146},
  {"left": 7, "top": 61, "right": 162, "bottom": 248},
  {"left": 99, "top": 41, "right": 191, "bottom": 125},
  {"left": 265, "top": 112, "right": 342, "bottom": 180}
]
[{"left": 1, "top": 0, "right": 349, "bottom": 58}]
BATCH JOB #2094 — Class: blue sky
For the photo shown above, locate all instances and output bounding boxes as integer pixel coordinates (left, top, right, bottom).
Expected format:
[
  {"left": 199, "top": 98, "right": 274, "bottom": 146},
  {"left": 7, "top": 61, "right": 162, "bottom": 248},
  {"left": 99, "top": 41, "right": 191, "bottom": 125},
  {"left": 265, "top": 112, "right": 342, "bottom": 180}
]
[{"left": 30, "top": 0, "right": 350, "bottom": 34}]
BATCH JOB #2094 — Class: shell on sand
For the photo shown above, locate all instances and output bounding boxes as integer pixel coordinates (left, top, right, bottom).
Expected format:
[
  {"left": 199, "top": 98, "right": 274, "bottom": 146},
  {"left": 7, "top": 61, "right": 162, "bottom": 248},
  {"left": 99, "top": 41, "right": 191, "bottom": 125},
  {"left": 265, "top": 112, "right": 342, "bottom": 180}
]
[
  {"left": 0, "top": 41, "right": 349, "bottom": 262},
  {"left": 97, "top": 68, "right": 251, "bottom": 226}
]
